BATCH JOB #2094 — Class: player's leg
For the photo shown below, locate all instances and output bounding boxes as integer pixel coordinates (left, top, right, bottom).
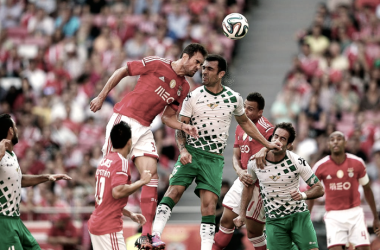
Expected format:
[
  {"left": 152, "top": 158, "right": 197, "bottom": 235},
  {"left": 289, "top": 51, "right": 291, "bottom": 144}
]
[
  {"left": 246, "top": 219, "right": 266, "bottom": 250},
  {"left": 200, "top": 189, "right": 219, "bottom": 250},
  {"left": 90, "top": 231, "right": 126, "bottom": 250},
  {"left": 347, "top": 207, "right": 370, "bottom": 250},
  {"left": 151, "top": 156, "right": 198, "bottom": 249},
  {"left": 291, "top": 211, "right": 319, "bottom": 250},
  {"left": 102, "top": 113, "right": 122, "bottom": 156},
  {"left": 18, "top": 219, "right": 41, "bottom": 250},
  {"left": 213, "top": 178, "right": 243, "bottom": 250},
  {"left": 265, "top": 217, "right": 294, "bottom": 249},
  {"left": 0, "top": 217, "right": 40, "bottom": 250},
  {"left": 324, "top": 210, "right": 349, "bottom": 250}
]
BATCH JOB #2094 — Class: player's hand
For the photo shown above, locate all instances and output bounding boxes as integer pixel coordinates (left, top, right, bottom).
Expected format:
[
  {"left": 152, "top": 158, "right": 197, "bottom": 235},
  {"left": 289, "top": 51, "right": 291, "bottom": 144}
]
[
  {"left": 48, "top": 174, "right": 72, "bottom": 181},
  {"left": 233, "top": 215, "right": 246, "bottom": 229},
  {"left": 180, "top": 149, "right": 192, "bottom": 165},
  {"left": 0, "top": 139, "right": 11, "bottom": 160},
  {"left": 130, "top": 212, "right": 146, "bottom": 226},
  {"left": 266, "top": 141, "right": 281, "bottom": 151},
  {"left": 141, "top": 170, "right": 152, "bottom": 185},
  {"left": 182, "top": 123, "right": 199, "bottom": 138},
  {"left": 373, "top": 218, "right": 380, "bottom": 237},
  {"left": 89, "top": 96, "right": 105, "bottom": 113},
  {"left": 251, "top": 147, "right": 269, "bottom": 169},
  {"left": 290, "top": 189, "right": 302, "bottom": 201},
  {"left": 238, "top": 169, "right": 253, "bottom": 187}
]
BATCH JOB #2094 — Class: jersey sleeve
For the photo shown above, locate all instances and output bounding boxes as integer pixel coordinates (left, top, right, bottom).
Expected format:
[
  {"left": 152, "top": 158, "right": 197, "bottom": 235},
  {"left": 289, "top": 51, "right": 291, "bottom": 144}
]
[
  {"left": 110, "top": 158, "right": 130, "bottom": 188},
  {"left": 126, "top": 58, "right": 155, "bottom": 76},
  {"left": 293, "top": 153, "right": 319, "bottom": 187},
  {"left": 264, "top": 127, "right": 274, "bottom": 140},
  {"left": 233, "top": 95, "right": 245, "bottom": 116},
  {"left": 234, "top": 126, "right": 239, "bottom": 148},
  {"left": 247, "top": 160, "right": 258, "bottom": 183},
  {"left": 179, "top": 92, "right": 193, "bottom": 118},
  {"left": 357, "top": 158, "right": 370, "bottom": 186}
]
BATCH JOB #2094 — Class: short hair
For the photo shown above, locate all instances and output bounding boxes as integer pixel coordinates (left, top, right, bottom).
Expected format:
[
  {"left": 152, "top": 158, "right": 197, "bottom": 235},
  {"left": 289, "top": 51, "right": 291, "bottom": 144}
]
[
  {"left": 0, "top": 114, "right": 13, "bottom": 141},
  {"left": 273, "top": 122, "right": 296, "bottom": 145},
  {"left": 180, "top": 43, "right": 208, "bottom": 59},
  {"left": 110, "top": 121, "right": 132, "bottom": 149},
  {"left": 246, "top": 92, "right": 265, "bottom": 110},
  {"left": 205, "top": 54, "right": 227, "bottom": 73}
]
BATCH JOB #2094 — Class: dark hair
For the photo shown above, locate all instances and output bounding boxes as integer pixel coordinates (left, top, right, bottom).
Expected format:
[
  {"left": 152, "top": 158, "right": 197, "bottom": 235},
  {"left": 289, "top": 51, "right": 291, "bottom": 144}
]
[
  {"left": 246, "top": 92, "right": 265, "bottom": 110},
  {"left": 180, "top": 43, "right": 208, "bottom": 59},
  {"left": 272, "top": 122, "right": 296, "bottom": 145},
  {"left": 0, "top": 114, "right": 13, "bottom": 141},
  {"left": 205, "top": 54, "right": 227, "bottom": 73},
  {"left": 110, "top": 121, "right": 132, "bottom": 149}
]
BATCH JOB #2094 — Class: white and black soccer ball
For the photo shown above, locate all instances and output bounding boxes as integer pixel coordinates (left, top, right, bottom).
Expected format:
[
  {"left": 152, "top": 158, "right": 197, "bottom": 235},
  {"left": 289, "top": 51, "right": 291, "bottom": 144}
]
[{"left": 222, "top": 13, "right": 249, "bottom": 40}]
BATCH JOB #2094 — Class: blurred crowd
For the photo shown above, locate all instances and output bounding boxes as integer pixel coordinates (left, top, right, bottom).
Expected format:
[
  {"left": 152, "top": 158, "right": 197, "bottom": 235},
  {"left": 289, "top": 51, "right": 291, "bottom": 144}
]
[
  {"left": 271, "top": 0, "right": 380, "bottom": 241},
  {"left": 0, "top": 0, "right": 247, "bottom": 231}
]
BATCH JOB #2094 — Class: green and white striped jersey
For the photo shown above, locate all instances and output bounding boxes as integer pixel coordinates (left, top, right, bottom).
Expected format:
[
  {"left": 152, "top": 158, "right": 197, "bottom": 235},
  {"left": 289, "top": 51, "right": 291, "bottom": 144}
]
[
  {"left": 248, "top": 150, "right": 318, "bottom": 219},
  {"left": 180, "top": 85, "right": 244, "bottom": 154},
  {"left": 0, "top": 151, "right": 22, "bottom": 217}
]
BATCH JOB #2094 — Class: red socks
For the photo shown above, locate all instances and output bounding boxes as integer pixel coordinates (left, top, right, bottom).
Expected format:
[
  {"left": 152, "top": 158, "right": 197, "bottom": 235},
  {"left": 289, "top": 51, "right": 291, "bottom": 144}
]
[
  {"left": 212, "top": 226, "right": 234, "bottom": 250},
  {"left": 140, "top": 180, "right": 158, "bottom": 236}
]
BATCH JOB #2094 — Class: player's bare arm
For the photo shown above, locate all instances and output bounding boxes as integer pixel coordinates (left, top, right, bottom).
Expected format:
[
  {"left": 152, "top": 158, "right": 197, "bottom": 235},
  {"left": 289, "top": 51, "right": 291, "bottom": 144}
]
[
  {"left": 21, "top": 174, "right": 72, "bottom": 187},
  {"left": 112, "top": 170, "right": 152, "bottom": 199},
  {"left": 235, "top": 113, "right": 280, "bottom": 150},
  {"left": 362, "top": 182, "right": 380, "bottom": 237},
  {"left": 162, "top": 106, "right": 198, "bottom": 138},
  {"left": 176, "top": 115, "right": 192, "bottom": 165},
  {"left": 0, "top": 139, "right": 11, "bottom": 161},
  {"left": 123, "top": 209, "right": 147, "bottom": 225},
  {"left": 233, "top": 147, "right": 253, "bottom": 187},
  {"left": 90, "top": 66, "right": 129, "bottom": 112},
  {"left": 291, "top": 177, "right": 324, "bottom": 201},
  {"left": 233, "top": 183, "right": 254, "bottom": 228}
]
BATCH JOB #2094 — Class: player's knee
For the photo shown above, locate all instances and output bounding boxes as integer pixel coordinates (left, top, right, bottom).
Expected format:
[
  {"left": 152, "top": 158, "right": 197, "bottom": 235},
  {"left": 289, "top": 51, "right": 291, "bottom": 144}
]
[
  {"left": 201, "top": 202, "right": 217, "bottom": 215},
  {"left": 164, "top": 186, "right": 183, "bottom": 201},
  {"left": 220, "top": 215, "right": 234, "bottom": 229}
]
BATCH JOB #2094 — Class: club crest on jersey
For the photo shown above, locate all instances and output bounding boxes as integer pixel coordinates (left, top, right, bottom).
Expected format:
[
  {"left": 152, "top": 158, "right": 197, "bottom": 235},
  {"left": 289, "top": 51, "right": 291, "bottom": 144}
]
[
  {"left": 269, "top": 175, "right": 280, "bottom": 181},
  {"left": 207, "top": 103, "right": 219, "bottom": 109},
  {"left": 337, "top": 170, "right": 344, "bottom": 178},
  {"left": 347, "top": 168, "right": 354, "bottom": 178},
  {"left": 170, "top": 79, "right": 176, "bottom": 88},
  {"left": 177, "top": 86, "right": 182, "bottom": 96}
]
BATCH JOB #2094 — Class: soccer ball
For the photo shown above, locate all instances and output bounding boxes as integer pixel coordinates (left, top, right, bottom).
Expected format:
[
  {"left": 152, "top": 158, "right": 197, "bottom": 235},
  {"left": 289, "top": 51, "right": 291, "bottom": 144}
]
[{"left": 222, "top": 13, "right": 249, "bottom": 40}]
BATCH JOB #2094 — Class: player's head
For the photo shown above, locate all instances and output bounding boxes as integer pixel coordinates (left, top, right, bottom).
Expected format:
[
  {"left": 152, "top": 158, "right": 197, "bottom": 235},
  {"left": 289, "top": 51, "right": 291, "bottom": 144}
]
[
  {"left": 328, "top": 131, "right": 346, "bottom": 155},
  {"left": 271, "top": 122, "right": 296, "bottom": 154},
  {"left": 180, "top": 43, "right": 208, "bottom": 77},
  {"left": 110, "top": 121, "right": 132, "bottom": 153},
  {"left": 245, "top": 92, "right": 265, "bottom": 122},
  {"left": 202, "top": 54, "right": 227, "bottom": 87},
  {"left": 0, "top": 113, "right": 18, "bottom": 145}
]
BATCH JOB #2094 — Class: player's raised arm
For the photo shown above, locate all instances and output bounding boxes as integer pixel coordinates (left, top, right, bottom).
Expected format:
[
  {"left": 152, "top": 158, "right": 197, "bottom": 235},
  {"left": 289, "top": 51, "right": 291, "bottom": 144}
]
[
  {"left": 161, "top": 106, "right": 198, "bottom": 138},
  {"left": 112, "top": 170, "right": 152, "bottom": 199},
  {"left": 90, "top": 66, "right": 129, "bottom": 113},
  {"left": 174, "top": 115, "right": 193, "bottom": 165},
  {"left": 235, "top": 113, "right": 280, "bottom": 150}
]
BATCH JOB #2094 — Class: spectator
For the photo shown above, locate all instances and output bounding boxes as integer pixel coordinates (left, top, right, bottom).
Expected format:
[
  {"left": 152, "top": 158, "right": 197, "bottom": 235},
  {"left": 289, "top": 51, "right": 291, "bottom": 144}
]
[
  {"left": 304, "top": 24, "right": 330, "bottom": 56},
  {"left": 47, "top": 213, "right": 79, "bottom": 250}
]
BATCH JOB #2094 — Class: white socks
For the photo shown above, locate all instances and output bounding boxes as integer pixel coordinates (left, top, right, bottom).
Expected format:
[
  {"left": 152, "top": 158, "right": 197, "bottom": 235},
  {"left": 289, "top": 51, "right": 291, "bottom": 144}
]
[
  {"left": 152, "top": 204, "right": 172, "bottom": 238},
  {"left": 200, "top": 223, "right": 216, "bottom": 250}
]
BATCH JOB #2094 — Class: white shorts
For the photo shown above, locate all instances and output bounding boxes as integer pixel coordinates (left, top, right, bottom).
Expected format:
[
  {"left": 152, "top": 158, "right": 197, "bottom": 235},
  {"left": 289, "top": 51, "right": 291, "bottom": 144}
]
[
  {"left": 222, "top": 178, "right": 265, "bottom": 224},
  {"left": 324, "top": 206, "right": 370, "bottom": 248},
  {"left": 102, "top": 113, "right": 159, "bottom": 160},
  {"left": 89, "top": 230, "right": 126, "bottom": 250}
]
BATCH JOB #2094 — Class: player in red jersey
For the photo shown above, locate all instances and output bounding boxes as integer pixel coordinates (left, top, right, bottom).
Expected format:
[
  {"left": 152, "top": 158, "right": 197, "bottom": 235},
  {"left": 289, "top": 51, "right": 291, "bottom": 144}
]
[
  {"left": 309, "top": 131, "right": 380, "bottom": 250},
  {"left": 88, "top": 121, "right": 152, "bottom": 250},
  {"left": 212, "top": 92, "right": 273, "bottom": 250},
  {"left": 90, "top": 43, "right": 207, "bottom": 249}
]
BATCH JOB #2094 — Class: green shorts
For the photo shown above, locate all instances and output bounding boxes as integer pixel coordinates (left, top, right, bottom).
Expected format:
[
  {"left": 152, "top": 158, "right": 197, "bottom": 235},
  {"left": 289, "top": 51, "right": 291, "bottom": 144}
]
[
  {"left": 169, "top": 145, "right": 224, "bottom": 197},
  {"left": 266, "top": 211, "right": 318, "bottom": 250},
  {"left": 0, "top": 214, "right": 41, "bottom": 250}
]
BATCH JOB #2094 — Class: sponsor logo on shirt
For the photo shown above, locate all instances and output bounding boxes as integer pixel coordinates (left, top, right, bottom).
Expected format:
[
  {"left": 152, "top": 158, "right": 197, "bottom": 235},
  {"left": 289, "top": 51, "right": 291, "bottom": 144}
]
[
  {"left": 329, "top": 182, "right": 351, "bottom": 190},
  {"left": 336, "top": 170, "right": 344, "bottom": 178},
  {"left": 269, "top": 175, "right": 280, "bottom": 181},
  {"left": 170, "top": 79, "right": 176, "bottom": 88},
  {"left": 155, "top": 86, "right": 175, "bottom": 104},
  {"left": 240, "top": 145, "right": 250, "bottom": 153}
]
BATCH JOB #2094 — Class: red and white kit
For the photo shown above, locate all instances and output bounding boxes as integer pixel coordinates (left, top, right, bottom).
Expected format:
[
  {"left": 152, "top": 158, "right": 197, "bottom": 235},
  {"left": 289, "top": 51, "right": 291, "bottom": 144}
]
[
  {"left": 102, "top": 56, "right": 190, "bottom": 159},
  {"left": 88, "top": 152, "right": 131, "bottom": 250},
  {"left": 313, "top": 153, "right": 371, "bottom": 248},
  {"left": 222, "top": 116, "right": 273, "bottom": 223}
]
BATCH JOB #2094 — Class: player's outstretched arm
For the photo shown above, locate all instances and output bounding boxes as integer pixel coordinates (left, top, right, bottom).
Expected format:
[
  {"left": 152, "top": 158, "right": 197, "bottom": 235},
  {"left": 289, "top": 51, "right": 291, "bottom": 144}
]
[
  {"left": 362, "top": 182, "right": 380, "bottom": 236},
  {"left": 123, "top": 209, "right": 146, "bottom": 226},
  {"left": 162, "top": 106, "right": 198, "bottom": 138},
  {"left": 90, "top": 66, "right": 129, "bottom": 113},
  {"left": 235, "top": 114, "right": 280, "bottom": 150},
  {"left": 21, "top": 174, "right": 72, "bottom": 187},
  {"left": 112, "top": 170, "right": 152, "bottom": 199}
]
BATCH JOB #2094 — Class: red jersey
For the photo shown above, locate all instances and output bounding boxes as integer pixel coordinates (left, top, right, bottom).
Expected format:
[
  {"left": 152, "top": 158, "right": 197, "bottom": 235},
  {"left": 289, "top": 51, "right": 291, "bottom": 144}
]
[
  {"left": 313, "top": 153, "right": 367, "bottom": 211},
  {"left": 114, "top": 56, "right": 190, "bottom": 126},
  {"left": 88, "top": 152, "right": 131, "bottom": 235},
  {"left": 233, "top": 116, "right": 274, "bottom": 170}
]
